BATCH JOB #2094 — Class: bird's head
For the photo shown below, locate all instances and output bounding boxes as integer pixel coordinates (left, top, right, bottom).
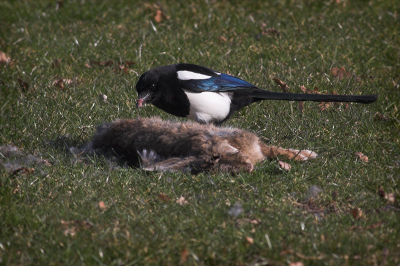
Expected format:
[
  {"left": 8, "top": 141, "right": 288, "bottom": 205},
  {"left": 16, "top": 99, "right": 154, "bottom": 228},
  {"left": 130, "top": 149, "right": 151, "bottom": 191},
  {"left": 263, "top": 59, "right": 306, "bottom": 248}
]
[{"left": 135, "top": 70, "right": 160, "bottom": 108}]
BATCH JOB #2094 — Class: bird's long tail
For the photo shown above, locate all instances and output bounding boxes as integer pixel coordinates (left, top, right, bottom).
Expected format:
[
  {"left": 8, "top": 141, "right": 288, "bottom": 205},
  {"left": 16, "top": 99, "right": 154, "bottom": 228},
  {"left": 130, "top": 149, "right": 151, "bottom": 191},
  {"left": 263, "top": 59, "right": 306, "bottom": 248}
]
[{"left": 251, "top": 91, "right": 378, "bottom": 104}]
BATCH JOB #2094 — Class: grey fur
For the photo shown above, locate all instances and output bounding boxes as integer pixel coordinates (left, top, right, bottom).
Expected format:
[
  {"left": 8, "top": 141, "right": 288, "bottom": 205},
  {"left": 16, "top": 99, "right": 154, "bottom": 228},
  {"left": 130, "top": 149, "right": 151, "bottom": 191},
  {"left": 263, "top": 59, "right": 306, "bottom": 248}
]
[{"left": 84, "top": 117, "right": 317, "bottom": 173}]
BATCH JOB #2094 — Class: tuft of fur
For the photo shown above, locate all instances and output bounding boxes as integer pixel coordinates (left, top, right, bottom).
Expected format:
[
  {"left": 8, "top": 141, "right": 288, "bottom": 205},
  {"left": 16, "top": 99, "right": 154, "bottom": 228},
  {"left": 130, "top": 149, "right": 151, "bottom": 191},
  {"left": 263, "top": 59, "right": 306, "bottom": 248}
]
[{"left": 84, "top": 117, "right": 317, "bottom": 173}]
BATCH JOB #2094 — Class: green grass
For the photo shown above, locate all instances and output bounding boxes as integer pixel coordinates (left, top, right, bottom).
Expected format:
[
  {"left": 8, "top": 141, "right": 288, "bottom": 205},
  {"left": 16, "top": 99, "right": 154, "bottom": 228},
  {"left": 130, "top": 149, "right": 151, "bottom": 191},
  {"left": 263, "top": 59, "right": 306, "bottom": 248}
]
[{"left": 1, "top": 0, "right": 399, "bottom": 265}]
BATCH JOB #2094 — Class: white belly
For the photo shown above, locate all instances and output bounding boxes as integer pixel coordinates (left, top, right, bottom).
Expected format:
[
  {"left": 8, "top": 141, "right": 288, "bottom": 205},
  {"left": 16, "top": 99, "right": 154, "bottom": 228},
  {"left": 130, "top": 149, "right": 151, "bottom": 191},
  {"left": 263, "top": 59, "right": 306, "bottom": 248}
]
[{"left": 183, "top": 90, "right": 232, "bottom": 123}]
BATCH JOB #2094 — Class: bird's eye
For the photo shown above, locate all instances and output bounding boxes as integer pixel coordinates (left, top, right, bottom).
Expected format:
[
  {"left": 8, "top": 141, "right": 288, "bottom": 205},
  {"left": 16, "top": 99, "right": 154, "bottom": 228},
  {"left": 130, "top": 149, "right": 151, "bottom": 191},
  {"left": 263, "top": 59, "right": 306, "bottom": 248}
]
[{"left": 151, "top": 83, "right": 156, "bottom": 88}]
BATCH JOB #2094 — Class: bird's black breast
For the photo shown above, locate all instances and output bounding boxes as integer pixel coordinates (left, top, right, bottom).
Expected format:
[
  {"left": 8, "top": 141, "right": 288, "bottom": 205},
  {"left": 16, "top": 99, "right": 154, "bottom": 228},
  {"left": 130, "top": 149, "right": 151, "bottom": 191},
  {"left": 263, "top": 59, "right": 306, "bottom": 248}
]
[{"left": 151, "top": 74, "right": 191, "bottom": 118}]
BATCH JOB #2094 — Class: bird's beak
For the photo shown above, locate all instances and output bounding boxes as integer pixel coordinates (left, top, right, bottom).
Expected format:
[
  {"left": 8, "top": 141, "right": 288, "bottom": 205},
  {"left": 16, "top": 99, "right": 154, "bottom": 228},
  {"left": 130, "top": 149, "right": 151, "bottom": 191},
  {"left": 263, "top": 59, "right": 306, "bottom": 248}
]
[{"left": 136, "top": 93, "right": 150, "bottom": 108}]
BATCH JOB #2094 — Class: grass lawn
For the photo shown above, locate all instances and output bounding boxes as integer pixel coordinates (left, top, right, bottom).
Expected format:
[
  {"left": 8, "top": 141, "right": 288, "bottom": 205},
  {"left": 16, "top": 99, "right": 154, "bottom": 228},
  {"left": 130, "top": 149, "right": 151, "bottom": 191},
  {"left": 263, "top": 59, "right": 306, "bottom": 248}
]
[{"left": 1, "top": 0, "right": 399, "bottom": 265}]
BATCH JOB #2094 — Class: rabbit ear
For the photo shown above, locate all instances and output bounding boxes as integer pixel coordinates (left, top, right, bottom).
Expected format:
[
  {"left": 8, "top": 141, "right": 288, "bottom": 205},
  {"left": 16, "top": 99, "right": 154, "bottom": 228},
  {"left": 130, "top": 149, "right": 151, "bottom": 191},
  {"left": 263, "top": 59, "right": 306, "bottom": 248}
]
[{"left": 218, "top": 140, "right": 239, "bottom": 155}]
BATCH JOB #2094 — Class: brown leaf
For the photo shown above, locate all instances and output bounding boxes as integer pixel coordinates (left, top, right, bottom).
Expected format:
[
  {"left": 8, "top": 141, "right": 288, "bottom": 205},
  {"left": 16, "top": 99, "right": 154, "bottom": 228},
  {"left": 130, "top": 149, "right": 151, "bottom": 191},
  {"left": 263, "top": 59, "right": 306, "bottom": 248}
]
[
  {"left": 53, "top": 78, "right": 65, "bottom": 90},
  {"left": 60, "top": 220, "right": 93, "bottom": 237},
  {"left": 114, "top": 65, "right": 128, "bottom": 74},
  {"left": 84, "top": 63, "right": 92, "bottom": 68},
  {"left": 52, "top": 78, "right": 77, "bottom": 89},
  {"left": 236, "top": 218, "right": 261, "bottom": 226},
  {"left": 330, "top": 67, "right": 339, "bottom": 77},
  {"left": 257, "top": 28, "right": 280, "bottom": 39},
  {"left": 263, "top": 28, "right": 280, "bottom": 36},
  {"left": 123, "top": 60, "right": 135, "bottom": 67},
  {"left": 180, "top": 247, "right": 189, "bottom": 263},
  {"left": 318, "top": 102, "right": 332, "bottom": 111},
  {"left": 289, "top": 263, "right": 304, "bottom": 266},
  {"left": 273, "top": 78, "right": 290, "bottom": 93},
  {"left": 330, "top": 67, "right": 351, "bottom": 80},
  {"left": 278, "top": 161, "right": 291, "bottom": 171},
  {"left": 158, "top": 193, "right": 170, "bottom": 203},
  {"left": 176, "top": 196, "right": 188, "bottom": 205},
  {"left": 378, "top": 186, "right": 385, "bottom": 198},
  {"left": 218, "top": 36, "right": 227, "bottom": 42},
  {"left": 385, "top": 193, "right": 396, "bottom": 203},
  {"left": 154, "top": 10, "right": 164, "bottom": 23},
  {"left": 245, "top": 236, "right": 254, "bottom": 244},
  {"left": 90, "top": 60, "right": 114, "bottom": 67},
  {"left": 63, "top": 79, "right": 75, "bottom": 85},
  {"left": 300, "top": 85, "right": 321, "bottom": 94},
  {"left": 17, "top": 78, "right": 29, "bottom": 92},
  {"left": 355, "top": 152, "right": 369, "bottom": 163},
  {"left": 0, "top": 51, "right": 11, "bottom": 65},
  {"left": 351, "top": 208, "right": 363, "bottom": 220},
  {"left": 98, "top": 201, "right": 107, "bottom": 210},
  {"left": 374, "top": 112, "right": 389, "bottom": 121},
  {"left": 298, "top": 101, "right": 304, "bottom": 113}
]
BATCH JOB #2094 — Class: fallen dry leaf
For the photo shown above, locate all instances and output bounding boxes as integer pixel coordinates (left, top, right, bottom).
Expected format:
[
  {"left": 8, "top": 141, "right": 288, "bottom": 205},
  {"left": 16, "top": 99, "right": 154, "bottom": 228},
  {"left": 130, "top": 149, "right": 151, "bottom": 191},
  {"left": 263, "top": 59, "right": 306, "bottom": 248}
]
[
  {"left": 123, "top": 60, "right": 135, "bottom": 67},
  {"left": 289, "top": 263, "right": 304, "bottom": 266},
  {"left": 351, "top": 208, "right": 363, "bottom": 220},
  {"left": 330, "top": 67, "right": 351, "bottom": 80},
  {"left": 380, "top": 188, "right": 396, "bottom": 203},
  {"left": 114, "top": 65, "right": 129, "bottom": 75},
  {"left": 355, "top": 152, "right": 369, "bottom": 163},
  {"left": 90, "top": 60, "right": 114, "bottom": 67},
  {"left": 300, "top": 85, "right": 321, "bottom": 94},
  {"left": 158, "top": 193, "right": 170, "bottom": 203},
  {"left": 98, "top": 201, "right": 107, "bottom": 210},
  {"left": 53, "top": 78, "right": 65, "bottom": 90},
  {"left": 176, "top": 196, "right": 188, "bottom": 206},
  {"left": 278, "top": 161, "right": 291, "bottom": 171},
  {"left": 318, "top": 102, "right": 332, "bottom": 111},
  {"left": 273, "top": 78, "right": 290, "bottom": 93},
  {"left": 298, "top": 101, "right": 304, "bottom": 113},
  {"left": 52, "top": 78, "right": 77, "bottom": 90},
  {"left": 180, "top": 247, "right": 189, "bottom": 263},
  {"left": 60, "top": 220, "right": 93, "bottom": 237},
  {"left": 218, "top": 36, "right": 227, "bottom": 42},
  {"left": 385, "top": 193, "right": 396, "bottom": 203},
  {"left": 374, "top": 112, "right": 390, "bottom": 121},
  {"left": 245, "top": 236, "right": 254, "bottom": 244},
  {"left": 0, "top": 51, "right": 11, "bottom": 65},
  {"left": 154, "top": 10, "right": 164, "bottom": 23},
  {"left": 378, "top": 186, "right": 385, "bottom": 198},
  {"left": 256, "top": 28, "right": 280, "bottom": 39},
  {"left": 236, "top": 218, "right": 261, "bottom": 226}
]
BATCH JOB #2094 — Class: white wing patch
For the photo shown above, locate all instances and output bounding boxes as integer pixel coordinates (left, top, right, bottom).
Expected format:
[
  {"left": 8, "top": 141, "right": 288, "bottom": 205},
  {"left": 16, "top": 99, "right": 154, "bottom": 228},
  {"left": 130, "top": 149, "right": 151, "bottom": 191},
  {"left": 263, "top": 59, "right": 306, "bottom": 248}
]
[
  {"left": 177, "top": 70, "right": 212, "bottom": 80},
  {"left": 183, "top": 90, "right": 232, "bottom": 123}
]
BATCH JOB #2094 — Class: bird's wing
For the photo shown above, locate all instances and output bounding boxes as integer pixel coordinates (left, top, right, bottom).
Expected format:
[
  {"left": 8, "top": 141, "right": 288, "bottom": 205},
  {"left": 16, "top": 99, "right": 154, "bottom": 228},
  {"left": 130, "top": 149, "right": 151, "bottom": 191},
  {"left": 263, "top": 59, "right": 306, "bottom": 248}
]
[{"left": 179, "top": 73, "right": 258, "bottom": 92}]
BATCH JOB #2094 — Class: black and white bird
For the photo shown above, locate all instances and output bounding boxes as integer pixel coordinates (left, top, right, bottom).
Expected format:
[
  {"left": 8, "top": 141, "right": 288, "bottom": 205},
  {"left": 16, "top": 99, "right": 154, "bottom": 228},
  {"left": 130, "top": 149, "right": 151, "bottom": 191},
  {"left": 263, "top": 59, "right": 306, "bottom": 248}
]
[{"left": 135, "top": 63, "right": 378, "bottom": 124}]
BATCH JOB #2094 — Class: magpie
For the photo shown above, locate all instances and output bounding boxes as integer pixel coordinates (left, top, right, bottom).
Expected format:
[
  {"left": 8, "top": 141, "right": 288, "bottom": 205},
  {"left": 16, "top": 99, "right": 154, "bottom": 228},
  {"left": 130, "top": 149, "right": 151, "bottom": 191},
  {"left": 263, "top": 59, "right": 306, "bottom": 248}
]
[{"left": 135, "top": 63, "right": 378, "bottom": 124}]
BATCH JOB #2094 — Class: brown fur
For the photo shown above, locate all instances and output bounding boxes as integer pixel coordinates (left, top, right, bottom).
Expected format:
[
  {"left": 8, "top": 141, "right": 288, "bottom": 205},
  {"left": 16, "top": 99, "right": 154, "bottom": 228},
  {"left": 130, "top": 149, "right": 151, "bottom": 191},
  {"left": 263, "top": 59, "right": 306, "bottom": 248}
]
[{"left": 85, "top": 117, "right": 317, "bottom": 173}]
